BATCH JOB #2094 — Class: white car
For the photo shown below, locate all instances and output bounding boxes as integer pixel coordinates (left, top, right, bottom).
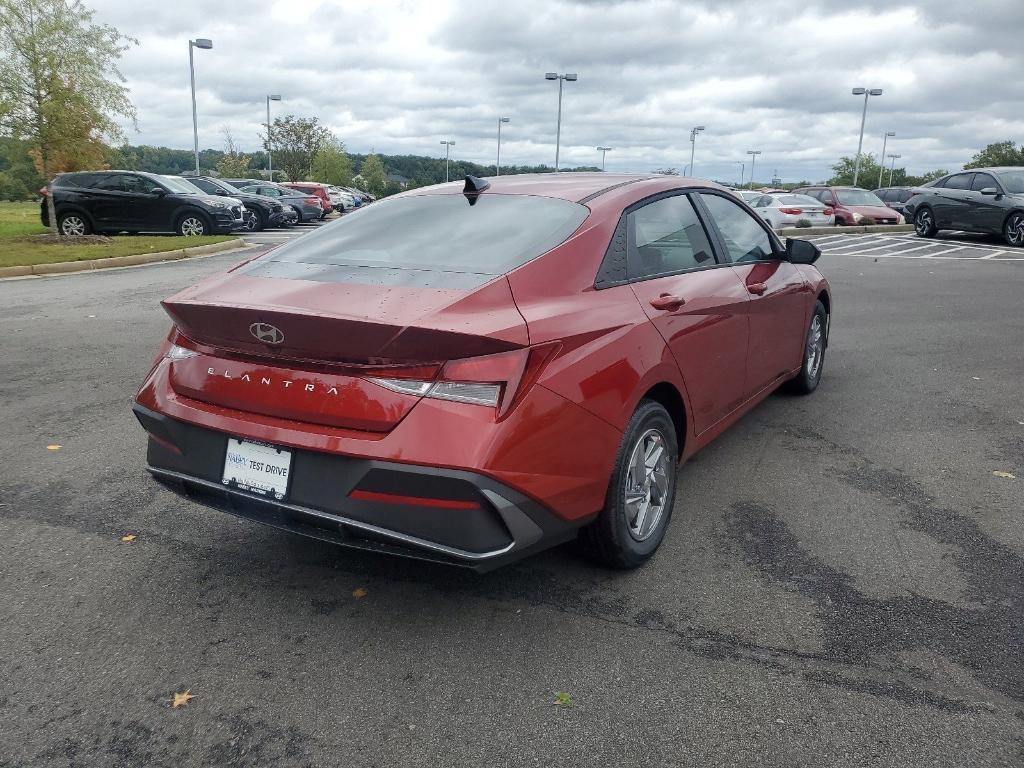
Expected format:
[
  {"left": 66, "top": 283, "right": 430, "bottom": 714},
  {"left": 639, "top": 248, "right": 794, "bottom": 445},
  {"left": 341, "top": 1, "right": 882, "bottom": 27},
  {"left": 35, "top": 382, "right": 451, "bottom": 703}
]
[
  {"left": 732, "top": 190, "right": 762, "bottom": 204},
  {"left": 328, "top": 186, "right": 356, "bottom": 211},
  {"left": 750, "top": 193, "right": 835, "bottom": 229}
]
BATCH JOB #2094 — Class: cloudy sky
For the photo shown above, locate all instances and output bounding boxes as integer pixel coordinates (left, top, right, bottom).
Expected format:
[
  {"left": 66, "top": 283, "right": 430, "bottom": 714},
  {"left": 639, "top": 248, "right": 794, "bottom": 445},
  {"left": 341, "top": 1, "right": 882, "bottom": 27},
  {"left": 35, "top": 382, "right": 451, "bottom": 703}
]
[{"left": 90, "top": 0, "right": 1023, "bottom": 183}]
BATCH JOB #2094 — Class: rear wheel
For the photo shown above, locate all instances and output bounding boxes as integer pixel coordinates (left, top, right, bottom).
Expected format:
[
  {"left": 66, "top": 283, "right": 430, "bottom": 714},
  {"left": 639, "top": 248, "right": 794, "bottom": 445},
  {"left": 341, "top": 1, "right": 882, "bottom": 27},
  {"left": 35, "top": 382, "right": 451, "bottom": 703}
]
[
  {"left": 177, "top": 213, "right": 209, "bottom": 237},
  {"left": 786, "top": 300, "right": 827, "bottom": 394},
  {"left": 915, "top": 207, "right": 937, "bottom": 238},
  {"left": 1004, "top": 212, "right": 1024, "bottom": 247},
  {"left": 292, "top": 206, "right": 304, "bottom": 223},
  {"left": 580, "top": 400, "right": 678, "bottom": 569},
  {"left": 58, "top": 212, "right": 90, "bottom": 236}
]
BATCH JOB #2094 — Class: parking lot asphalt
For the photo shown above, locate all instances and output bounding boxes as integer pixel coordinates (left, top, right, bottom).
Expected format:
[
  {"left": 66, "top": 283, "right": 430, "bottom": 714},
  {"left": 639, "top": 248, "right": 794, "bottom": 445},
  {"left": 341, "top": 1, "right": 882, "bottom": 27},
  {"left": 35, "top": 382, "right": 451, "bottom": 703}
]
[{"left": 1, "top": 228, "right": 1022, "bottom": 767}]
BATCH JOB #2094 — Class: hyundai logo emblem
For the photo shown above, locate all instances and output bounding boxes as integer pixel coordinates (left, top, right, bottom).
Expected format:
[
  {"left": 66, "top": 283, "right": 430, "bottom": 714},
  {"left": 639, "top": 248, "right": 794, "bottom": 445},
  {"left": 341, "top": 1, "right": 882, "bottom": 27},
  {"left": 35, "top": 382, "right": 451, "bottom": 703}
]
[{"left": 249, "top": 322, "right": 284, "bottom": 345}]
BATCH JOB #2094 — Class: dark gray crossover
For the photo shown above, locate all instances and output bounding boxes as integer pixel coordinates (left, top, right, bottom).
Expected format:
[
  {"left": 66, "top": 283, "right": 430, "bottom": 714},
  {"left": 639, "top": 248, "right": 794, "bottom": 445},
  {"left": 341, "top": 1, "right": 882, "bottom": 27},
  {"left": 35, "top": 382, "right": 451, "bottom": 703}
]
[{"left": 905, "top": 167, "right": 1024, "bottom": 246}]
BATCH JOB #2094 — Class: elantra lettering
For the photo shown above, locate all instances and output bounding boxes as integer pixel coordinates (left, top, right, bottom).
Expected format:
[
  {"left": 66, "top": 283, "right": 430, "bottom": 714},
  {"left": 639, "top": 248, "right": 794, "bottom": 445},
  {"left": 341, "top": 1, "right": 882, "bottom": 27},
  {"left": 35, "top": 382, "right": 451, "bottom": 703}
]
[{"left": 206, "top": 368, "right": 339, "bottom": 395}]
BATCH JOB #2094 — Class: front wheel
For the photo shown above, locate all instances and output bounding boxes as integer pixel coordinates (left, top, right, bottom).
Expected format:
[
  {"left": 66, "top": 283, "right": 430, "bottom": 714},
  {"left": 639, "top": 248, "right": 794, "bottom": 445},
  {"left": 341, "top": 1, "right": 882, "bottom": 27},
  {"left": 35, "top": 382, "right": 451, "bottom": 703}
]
[
  {"left": 915, "top": 207, "right": 937, "bottom": 238},
  {"left": 785, "top": 300, "right": 827, "bottom": 395},
  {"left": 580, "top": 400, "right": 678, "bottom": 569},
  {"left": 177, "top": 213, "right": 209, "bottom": 237},
  {"left": 1004, "top": 212, "right": 1024, "bottom": 248}
]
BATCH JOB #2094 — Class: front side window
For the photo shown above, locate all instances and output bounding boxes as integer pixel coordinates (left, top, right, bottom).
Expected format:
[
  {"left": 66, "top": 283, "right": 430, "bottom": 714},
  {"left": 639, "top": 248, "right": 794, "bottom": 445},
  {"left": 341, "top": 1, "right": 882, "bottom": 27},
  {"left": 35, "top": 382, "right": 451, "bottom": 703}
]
[
  {"left": 627, "top": 195, "right": 715, "bottom": 279},
  {"left": 995, "top": 171, "right": 1024, "bottom": 194},
  {"left": 970, "top": 173, "right": 998, "bottom": 192},
  {"left": 188, "top": 177, "right": 218, "bottom": 194},
  {"left": 699, "top": 193, "right": 774, "bottom": 263},
  {"left": 815, "top": 190, "right": 834, "bottom": 203},
  {"left": 122, "top": 175, "right": 155, "bottom": 194}
]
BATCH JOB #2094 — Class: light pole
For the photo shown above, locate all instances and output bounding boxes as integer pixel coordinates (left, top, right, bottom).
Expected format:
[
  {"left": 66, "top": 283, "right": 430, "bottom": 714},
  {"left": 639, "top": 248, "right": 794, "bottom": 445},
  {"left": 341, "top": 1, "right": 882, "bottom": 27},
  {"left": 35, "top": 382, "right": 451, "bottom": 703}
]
[
  {"left": 440, "top": 140, "right": 455, "bottom": 182},
  {"left": 188, "top": 38, "right": 213, "bottom": 174},
  {"left": 596, "top": 146, "right": 612, "bottom": 171},
  {"left": 496, "top": 117, "right": 510, "bottom": 176},
  {"left": 746, "top": 150, "right": 761, "bottom": 189},
  {"left": 688, "top": 125, "right": 705, "bottom": 177},
  {"left": 266, "top": 94, "right": 281, "bottom": 181},
  {"left": 736, "top": 161, "right": 745, "bottom": 188},
  {"left": 545, "top": 72, "right": 577, "bottom": 171},
  {"left": 888, "top": 153, "right": 902, "bottom": 187},
  {"left": 877, "top": 131, "right": 895, "bottom": 188},
  {"left": 851, "top": 87, "right": 883, "bottom": 187}
]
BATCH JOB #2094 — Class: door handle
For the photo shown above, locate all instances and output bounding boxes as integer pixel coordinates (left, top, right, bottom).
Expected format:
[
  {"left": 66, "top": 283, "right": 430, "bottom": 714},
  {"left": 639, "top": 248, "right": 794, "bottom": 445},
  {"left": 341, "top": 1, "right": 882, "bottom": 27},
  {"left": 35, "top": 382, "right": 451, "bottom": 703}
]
[
  {"left": 747, "top": 282, "right": 767, "bottom": 295},
  {"left": 650, "top": 293, "right": 686, "bottom": 311}
]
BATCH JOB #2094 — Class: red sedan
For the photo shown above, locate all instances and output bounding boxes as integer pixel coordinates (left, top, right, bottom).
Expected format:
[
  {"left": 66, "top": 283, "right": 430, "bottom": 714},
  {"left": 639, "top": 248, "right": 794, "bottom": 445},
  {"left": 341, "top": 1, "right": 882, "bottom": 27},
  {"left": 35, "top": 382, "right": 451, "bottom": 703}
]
[{"left": 134, "top": 174, "right": 831, "bottom": 571}]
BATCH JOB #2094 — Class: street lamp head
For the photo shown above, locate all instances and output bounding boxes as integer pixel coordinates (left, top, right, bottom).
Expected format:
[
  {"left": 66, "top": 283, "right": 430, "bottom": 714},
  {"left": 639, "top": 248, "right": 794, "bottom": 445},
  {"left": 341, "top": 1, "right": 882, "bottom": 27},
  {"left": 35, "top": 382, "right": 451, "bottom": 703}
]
[
  {"left": 852, "top": 87, "right": 866, "bottom": 95},
  {"left": 545, "top": 72, "right": 558, "bottom": 80},
  {"left": 564, "top": 73, "right": 578, "bottom": 81},
  {"left": 869, "top": 88, "right": 883, "bottom": 96},
  {"left": 499, "top": 117, "right": 510, "bottom": 123},
  {"left": 886, "top": 130, "right": 895, "bottom": 137},
  {"left": 746, "top": 149, "right": 761, "bottom": 156},
  {"left": 268, "top": 94, "right": 282, "bottom": 101},
  {"left": 694, "top": 125, "right": 706, "bottom": 132},
  {"left": 192, "top": 38, "right": 213, "bottom": 49}
]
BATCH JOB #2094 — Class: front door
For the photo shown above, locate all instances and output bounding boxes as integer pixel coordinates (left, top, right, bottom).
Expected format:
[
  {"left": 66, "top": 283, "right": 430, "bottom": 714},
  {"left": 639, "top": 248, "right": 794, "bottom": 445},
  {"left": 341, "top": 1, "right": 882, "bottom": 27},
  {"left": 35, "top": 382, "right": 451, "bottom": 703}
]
[
  {"left": 697, "top": 192, "right": 810, "bottom": 397},
  {"left": 623, "top": 193, "right": 751, "bottom": 435},
  {"left": 965, "top": 172, "right": 1008, "bottom": 232}
]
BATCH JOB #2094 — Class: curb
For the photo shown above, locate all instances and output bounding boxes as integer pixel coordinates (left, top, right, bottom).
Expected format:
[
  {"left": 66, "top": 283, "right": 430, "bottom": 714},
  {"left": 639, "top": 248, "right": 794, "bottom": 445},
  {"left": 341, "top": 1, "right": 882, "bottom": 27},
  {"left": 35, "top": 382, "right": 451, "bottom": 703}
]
[
  {"left": 778, "top": 224, "right": 915, "bottom": 237},
  {"left": 0, "top": 238, "right": 247, "bottom": 279}
]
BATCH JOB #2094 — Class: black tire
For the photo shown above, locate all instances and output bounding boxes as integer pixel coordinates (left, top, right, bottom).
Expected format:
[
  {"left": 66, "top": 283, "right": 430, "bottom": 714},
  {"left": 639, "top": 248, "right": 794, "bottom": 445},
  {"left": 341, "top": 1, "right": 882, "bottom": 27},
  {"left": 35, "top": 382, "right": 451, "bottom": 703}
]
[
  {"left": 1003, "top": 211, "right": 1024, "bottom": 248},
  {"left": 914, "top": 207, "right": 937, "bottom": 238},
  {"left": 57, "top": 211, "right": 91, "bottom": 236},
  {"left": 246, "top": 209, "right": 265, "bottom": 232},
  {"left": 292, "top": 206, "right": 304, "bottom": 223},
  {"left": 785, "top": 300, "right": 827, "bottom": 395},
  {"left": 176, "top": 212, "right": 210, "bottom": 237},
  {"left": 579, "top": 400, "right": 679, "bottom": 569}
]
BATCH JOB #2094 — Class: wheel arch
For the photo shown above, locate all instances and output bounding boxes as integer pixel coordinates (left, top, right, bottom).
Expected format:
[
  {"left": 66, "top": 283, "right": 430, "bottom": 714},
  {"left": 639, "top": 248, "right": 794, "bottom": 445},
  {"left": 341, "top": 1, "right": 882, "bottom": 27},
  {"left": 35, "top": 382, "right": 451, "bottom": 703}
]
[
  {"left": 639, "top": 381, "right": 687, "bottom": 458},
  {"left": 174, "top": 207, "right": 212, "bottom": 231},
  {"left": 55, "top": 204, "right": 95, "bottom": 228}
]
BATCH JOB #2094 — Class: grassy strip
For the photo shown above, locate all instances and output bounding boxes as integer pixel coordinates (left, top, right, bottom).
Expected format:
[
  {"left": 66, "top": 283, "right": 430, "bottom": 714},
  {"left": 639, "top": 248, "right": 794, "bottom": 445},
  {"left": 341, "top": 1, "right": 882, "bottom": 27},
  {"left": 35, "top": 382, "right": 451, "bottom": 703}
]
[{"left": 0, "top": 201, "right": 233, "bottom": 267}]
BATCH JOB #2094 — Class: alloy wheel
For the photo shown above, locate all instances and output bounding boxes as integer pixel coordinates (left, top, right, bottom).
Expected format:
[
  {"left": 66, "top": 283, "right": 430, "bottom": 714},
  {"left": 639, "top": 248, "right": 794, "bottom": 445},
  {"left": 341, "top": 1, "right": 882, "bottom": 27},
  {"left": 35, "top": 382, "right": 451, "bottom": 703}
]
[
  {"left": 807, "top": 314, "right": 824, "bottom": 380},
  {"left": 1007, "top": 213, "right": 1024, "bottom": 247},
  {"left": 60, "top": 216, "right": 85, "bottom": 236},
  {"left": 624, "top": 428, "right": 671, "bottom": 542},
  {"left": 915, "top": 209, "right": 933, "bottom": 236},
  {"left": 180, "top": 217, "right": 205, "bottom": 237}
]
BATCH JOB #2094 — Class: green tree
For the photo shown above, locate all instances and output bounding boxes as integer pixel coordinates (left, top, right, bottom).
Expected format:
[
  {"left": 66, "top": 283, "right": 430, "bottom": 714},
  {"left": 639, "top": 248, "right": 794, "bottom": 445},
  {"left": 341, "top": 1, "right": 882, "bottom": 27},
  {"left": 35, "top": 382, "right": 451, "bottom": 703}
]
[
  {"left": 828, "top": 153, "right": 888, "bottom": 187},
  {"left": 359, "top": 153, "right": 387, "bottom": 196},
  {"left": 262, "top": 115, "right": 333, "bottom": 182},
  {"left": 215, "top": 127, "right": 252, "bottom": 178},
  {"left": 310, "top": 141, "right": 353, "bottom": 185},
  {"left": 963, "top": 140, "right": 1024, "bottom": 169},
  {"left": 0, "top": 0, "right": 137, "bottom": 232}
]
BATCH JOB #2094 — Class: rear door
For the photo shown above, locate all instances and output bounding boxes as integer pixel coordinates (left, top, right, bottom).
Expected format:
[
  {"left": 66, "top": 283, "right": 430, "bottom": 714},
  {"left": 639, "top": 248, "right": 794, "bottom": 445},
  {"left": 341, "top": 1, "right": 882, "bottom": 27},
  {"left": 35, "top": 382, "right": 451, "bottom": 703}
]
[
  {"left": 89, "top": 174, "right": 140, "bottom": 230},
  {"left": 934, "top": 173, "right": 974, "bottom": 229},
  {"left": 623, "top": 193, "right": 751, "bottom": 435},
  {"left": 697, "top": 191, "right": 810, "bottom": 397}
]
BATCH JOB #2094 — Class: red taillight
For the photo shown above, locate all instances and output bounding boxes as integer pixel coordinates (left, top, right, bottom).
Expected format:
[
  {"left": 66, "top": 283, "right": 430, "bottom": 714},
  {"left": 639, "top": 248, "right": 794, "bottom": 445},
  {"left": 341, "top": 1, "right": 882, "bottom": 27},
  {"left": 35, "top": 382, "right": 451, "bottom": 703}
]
[
  {"left": 348, "top": 489, "right": 481, "bottom": 510},
  {"left": 39, "top": 186, "right": 50, "bottom": 197},
  {"left": 823, "top": 207, "right": 834, "bottom": 215},
  {"left": 779, "top": 207, "right": 803, "bottom": 215}
]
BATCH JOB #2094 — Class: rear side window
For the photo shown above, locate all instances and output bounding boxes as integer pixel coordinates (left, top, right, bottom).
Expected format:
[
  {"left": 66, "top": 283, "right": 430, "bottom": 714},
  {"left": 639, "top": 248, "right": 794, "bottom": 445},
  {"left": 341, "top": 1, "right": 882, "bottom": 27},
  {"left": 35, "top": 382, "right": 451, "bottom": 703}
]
[
  {"left": 55, "top": 173, "right": 102, "bottom": 188},
  {"left": 944, "top": 174, "right": 974, "bottom": 190},
  {"left": 249, "top": 193, "right": 589, "bottom": 279},
  {"left": 699, "top": 193, "right": 775, "bottom": 263},
  {"left": 899, "top": 190, "right": 914, "bottom": 202},
  {"left": 627, "top": 194, "right": 715, "bottom": 279}
]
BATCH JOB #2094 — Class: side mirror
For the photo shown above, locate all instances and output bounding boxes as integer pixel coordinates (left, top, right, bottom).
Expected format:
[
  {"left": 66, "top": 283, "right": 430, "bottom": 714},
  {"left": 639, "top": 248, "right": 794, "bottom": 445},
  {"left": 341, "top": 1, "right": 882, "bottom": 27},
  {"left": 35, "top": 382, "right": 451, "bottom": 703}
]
[
  {"left": 979, "top": 187, "right": 1000, "bottom": 196},
  {"left": 150, "top": 187, "right": 166, "bottom": 196},
  {"left": 785, "top": 238, "right": 821, "bottom": 265}
]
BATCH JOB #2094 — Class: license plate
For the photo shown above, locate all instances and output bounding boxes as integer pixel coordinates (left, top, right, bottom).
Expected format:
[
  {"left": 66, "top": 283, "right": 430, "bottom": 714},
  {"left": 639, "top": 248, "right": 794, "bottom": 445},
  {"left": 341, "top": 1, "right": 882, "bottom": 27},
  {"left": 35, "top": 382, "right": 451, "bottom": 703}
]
[{"left": 222, "top": 438, "right": 293, "bottom": 501}]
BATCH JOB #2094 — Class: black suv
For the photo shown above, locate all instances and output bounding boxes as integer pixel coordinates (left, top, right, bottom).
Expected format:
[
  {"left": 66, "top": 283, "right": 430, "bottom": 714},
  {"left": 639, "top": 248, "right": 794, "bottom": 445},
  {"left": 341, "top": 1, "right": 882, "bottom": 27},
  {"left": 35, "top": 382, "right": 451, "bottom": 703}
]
[
  {"left": 873, "top": 186, "right": 915, "bottom": 220},
  {"left": 182, "top": 175, "right": 296, "bottom": 231},
  {"left": 905, "top": 167, "right": 1024, "bottom": 247},
  {"left": 42, "top": 170, "right": 246, "bottom": 236}
]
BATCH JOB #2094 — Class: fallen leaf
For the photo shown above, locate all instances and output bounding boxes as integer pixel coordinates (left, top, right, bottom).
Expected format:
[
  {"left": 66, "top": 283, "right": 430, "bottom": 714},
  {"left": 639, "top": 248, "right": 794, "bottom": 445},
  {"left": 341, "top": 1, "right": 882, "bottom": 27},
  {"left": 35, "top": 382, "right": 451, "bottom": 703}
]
[
  {"left": 120, "top": 534, "right": 136, "bottom": 542},
  {"left": 352, "top": 587, "right": 368, "bottom": 599},
  {"left": 553, "top": 691, "right": 572, "bottom": 707},
  {"left": 971, "top": 377, "right": 981, "bottom": 381},
  {"left": 171, "top": 689, "right": 195, "bottom": 709},
  {"left": 992, "top": 471, "right": 1016, "bottom": 479},
  {"left": 46, "top": 444, "right": 61, "bottom": 451}
]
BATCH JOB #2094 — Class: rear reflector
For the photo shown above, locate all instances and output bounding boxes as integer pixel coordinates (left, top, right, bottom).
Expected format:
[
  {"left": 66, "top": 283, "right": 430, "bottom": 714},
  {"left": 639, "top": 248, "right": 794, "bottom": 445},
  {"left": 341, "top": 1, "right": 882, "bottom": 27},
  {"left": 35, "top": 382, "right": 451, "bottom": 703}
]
[{"left": 348, "top": 489, "right": 481, "bottom": 510}]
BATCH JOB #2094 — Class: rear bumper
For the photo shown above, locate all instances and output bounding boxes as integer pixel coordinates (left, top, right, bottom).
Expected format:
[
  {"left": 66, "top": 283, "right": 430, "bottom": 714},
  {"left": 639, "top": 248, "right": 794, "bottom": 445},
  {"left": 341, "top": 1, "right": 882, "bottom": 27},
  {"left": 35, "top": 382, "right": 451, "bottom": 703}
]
[{"left": 134, "top": 404, "right": 580, "bottom": 571}]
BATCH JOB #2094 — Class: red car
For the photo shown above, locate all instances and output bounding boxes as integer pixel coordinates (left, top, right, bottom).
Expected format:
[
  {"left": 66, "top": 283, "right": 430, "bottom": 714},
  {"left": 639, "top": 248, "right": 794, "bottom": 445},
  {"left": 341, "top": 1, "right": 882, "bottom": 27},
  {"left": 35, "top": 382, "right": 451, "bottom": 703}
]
[
  {"left": 134, "top": 174, "right": 831, "bottom": 571},
  {"left": 792, "top": 185, "right": 901, "bottom": 225},
  {"left": 281, "top": 182, "right": 331, "bottom": 215}
]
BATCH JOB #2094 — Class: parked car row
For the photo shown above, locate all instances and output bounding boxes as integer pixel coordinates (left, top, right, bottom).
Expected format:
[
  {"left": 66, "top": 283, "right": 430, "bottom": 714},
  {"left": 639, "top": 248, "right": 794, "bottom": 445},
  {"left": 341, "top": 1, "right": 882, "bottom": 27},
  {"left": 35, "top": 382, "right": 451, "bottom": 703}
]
[{"left": 40, "top": 169, "right": 377, "bottom": 237}]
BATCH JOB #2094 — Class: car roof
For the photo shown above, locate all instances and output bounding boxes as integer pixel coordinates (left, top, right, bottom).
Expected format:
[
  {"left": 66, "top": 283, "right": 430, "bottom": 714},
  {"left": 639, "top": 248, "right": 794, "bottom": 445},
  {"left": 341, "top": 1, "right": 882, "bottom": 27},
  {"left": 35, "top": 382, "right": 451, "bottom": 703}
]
[{"left": 395, "top": 173, "right": 724, "bottom": 204}]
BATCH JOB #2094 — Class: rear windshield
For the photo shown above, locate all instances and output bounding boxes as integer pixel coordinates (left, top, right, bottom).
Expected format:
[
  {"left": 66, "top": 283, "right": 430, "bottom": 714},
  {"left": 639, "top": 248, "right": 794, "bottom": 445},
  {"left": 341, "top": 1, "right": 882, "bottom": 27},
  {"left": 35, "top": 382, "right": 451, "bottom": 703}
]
[
  {"left": 835, "top": 189, "right": 885, "bottom": 206},
  {"left": 253, "top": 193, "right": 589, "bottom": 277},
  {"left": 777, "top": 195, "right": 819, "bottom": 205}
]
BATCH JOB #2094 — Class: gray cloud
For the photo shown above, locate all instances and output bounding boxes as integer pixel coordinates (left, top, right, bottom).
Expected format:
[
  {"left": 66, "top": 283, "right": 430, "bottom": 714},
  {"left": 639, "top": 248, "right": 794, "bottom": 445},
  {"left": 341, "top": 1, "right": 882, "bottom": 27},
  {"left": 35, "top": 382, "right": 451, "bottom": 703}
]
[{"left": 90, "top": 0, "right": 1024, "bottom": 182}]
